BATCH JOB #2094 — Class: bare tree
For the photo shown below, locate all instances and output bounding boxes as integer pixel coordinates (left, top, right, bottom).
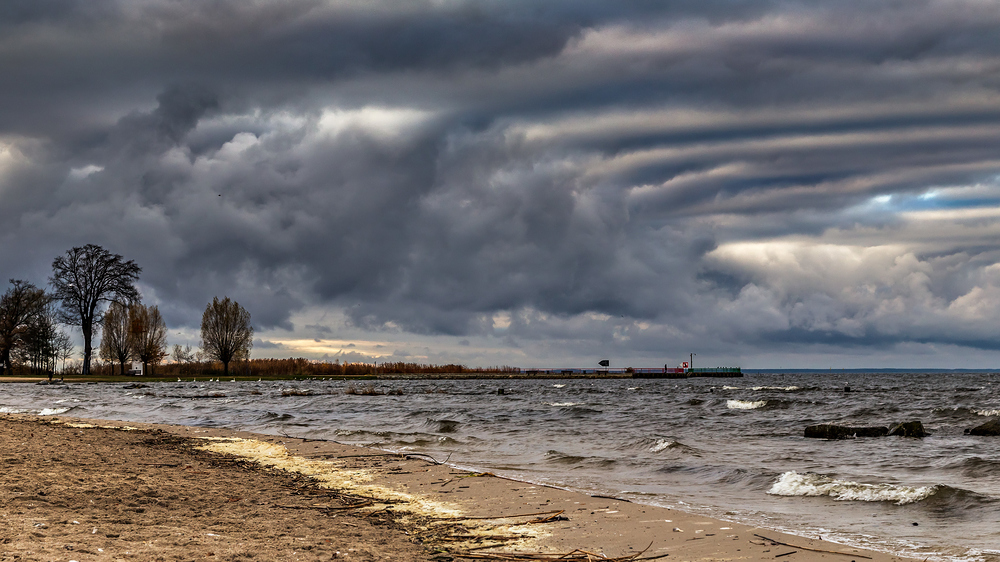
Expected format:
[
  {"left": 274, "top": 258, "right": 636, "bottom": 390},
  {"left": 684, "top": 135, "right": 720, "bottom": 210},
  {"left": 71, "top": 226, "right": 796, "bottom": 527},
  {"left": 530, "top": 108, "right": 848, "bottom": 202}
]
[
  {"left": 171, "top": 344, "right": 194, "bottom": 364},
  {"left": 54, "top": 331, "right": 74, "bottom": 374},
  {"left": 99, "top": 300, "right": 132, "bottom": 376},
  {"left": 0, "top": 280, "right": 51, "bottom": 375},
  {"left": 200, "top": 296, "right": 253, "bottom": 378},
  {"left": 171, "top": 343, "right": 195, "bottom": 374},
  {"left": 50, "top": 245, "right": 141, "bottom": 375},
  {"left": 14, "top": 302, "right": 65, "bottom": 376},
  {"left": 129, "top": 303, "right": 167, "bottom": 376}
]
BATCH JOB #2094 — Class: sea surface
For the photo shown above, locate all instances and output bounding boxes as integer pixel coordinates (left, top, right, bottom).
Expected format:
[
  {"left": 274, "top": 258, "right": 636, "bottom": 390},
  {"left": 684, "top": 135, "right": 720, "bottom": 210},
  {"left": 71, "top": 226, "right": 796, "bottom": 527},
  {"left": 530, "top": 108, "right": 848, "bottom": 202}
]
[{"left": 2, "top": 372, "right": 999, "bottom": 561}]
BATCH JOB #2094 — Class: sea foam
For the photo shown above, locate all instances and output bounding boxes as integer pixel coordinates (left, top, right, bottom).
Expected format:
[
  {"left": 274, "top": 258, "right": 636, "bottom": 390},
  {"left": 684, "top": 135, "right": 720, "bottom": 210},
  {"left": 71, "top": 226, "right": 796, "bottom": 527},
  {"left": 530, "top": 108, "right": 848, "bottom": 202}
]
[
  {"left": 722, "top": 386, "right": 799, "bottom": 391},
  {"left": 976, "top": 409, "right": 1000, "bottom": 417},
  {"left": 650, "top": 439, "right": 681, "bottom": 453},
  {"left": 38, "top": 407, "right": 71, "bottom": 416},
  {"left": 751, "top": 386, "right": 800, "bottom": 391},
  {"left": 727, "top": 399, "right": 767, "bottom": 410},
  {"left": 768, "top": 471, "right": 937, "bottom": 505},
  {"left": 0, "top": 406, "right": 71, "bottom": 416},
  {"left": 0, "top": 406, "right": 29, "bottom": 414}
]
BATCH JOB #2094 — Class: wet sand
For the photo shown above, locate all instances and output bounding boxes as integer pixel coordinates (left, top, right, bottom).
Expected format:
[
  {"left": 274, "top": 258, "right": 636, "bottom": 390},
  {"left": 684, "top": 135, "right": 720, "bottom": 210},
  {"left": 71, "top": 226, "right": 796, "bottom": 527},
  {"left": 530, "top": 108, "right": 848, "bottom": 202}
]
[{"left": 0, "top": 414, "right": 919, "bottom": 561}]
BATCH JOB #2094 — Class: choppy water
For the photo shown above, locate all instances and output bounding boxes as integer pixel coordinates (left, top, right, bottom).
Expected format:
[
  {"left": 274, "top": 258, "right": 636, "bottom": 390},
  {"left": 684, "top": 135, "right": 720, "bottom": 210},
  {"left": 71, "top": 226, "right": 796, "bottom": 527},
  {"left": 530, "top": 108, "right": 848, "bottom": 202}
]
[{"left": 3, "top": 372, "right": 999, "bottom": 561}]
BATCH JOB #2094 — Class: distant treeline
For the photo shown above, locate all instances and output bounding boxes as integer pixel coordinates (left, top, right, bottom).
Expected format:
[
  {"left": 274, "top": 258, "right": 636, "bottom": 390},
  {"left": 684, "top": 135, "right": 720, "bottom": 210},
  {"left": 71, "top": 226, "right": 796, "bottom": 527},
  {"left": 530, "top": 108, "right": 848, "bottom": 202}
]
[{"left": 82, "top": 358, "right": 520, "bottom": 377}]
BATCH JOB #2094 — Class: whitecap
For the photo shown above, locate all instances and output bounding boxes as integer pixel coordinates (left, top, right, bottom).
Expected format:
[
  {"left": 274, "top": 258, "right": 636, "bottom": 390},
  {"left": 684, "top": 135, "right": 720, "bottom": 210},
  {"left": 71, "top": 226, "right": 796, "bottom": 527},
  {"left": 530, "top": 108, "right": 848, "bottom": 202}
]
[
  {"left": 727, "top": 400, "right": 767, "bottom": 410},
  {"left": 722, "top": 386, "right": 741, "bottom": 390},
  {"left": 547, "top": 402, "right": 582, "bottom": 407},
  {"left": 38, "top": 407, "right": 71, "bottom": 416},
  {"left": 0, "top": 406, "right": 29, "bottom": 414},
  {"left": 750, "top": 386, "right": 800, "bottom": 391},
  {"left": 767, "top": 471, "right": 937, "bottom": 505},
  {"left": 650, "top": 439, "right": 681, "bottom": 453},
  {"left": 976, "top": 409, "right": 1000, "bottom": 417},
  {"left": 552, "top": 384, "right": 566, "bottom": 388}
]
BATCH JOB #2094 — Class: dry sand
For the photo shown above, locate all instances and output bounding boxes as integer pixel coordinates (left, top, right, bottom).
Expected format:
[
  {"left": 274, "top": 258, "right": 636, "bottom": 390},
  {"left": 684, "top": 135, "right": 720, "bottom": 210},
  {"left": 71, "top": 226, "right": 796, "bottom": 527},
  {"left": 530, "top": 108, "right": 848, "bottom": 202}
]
[{"left": 0, "top": 414, "right": 920, "bottom": 562}]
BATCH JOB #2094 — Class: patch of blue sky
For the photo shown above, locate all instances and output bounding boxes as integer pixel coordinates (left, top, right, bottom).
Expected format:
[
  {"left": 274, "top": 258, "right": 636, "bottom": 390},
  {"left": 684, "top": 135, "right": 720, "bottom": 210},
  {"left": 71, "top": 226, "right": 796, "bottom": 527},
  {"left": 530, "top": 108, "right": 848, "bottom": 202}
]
[{"left": 867, "top": 191, "right": 1000, "bottom": 212}]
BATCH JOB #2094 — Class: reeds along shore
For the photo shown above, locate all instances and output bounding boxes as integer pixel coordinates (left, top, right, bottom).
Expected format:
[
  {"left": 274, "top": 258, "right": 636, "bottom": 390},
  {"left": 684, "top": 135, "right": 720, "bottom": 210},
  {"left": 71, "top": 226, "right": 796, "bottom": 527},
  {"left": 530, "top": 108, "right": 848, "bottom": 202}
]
[{"left": 32, "top": 358, "right": 521, "bottom": 379}]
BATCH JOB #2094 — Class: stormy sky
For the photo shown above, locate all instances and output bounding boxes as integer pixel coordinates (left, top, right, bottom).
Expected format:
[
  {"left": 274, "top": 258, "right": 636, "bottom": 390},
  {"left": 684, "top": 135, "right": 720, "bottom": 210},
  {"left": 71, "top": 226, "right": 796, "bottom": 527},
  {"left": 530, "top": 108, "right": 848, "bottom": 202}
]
[{"left": 4, "top": 0, "right": 1000, "bottom": 368}]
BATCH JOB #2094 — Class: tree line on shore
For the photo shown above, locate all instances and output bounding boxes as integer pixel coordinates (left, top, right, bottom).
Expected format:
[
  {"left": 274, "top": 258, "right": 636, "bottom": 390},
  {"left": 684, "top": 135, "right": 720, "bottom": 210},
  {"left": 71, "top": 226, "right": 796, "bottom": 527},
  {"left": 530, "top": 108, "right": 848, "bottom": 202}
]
[
  {"left": 2, "top": 244, "right": 517, "bottom": 379},
  {"left": 1, "top": 244, "right": 252, "bottom": 378}
]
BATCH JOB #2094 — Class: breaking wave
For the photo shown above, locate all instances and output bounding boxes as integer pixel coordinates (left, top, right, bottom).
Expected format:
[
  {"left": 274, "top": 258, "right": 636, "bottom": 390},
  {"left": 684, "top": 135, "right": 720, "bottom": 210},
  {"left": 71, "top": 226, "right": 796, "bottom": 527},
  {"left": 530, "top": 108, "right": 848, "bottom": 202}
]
[
  {"left": 38, "top": 407, "right": 71, "bottom": 416},
  {"left": 0, "top": 406, "right": 30, "bottom": 414},
  {"left": 768, "top": 471, "right": 937, "bottom": 505},
  {"left": 727, "top": 400, "right": 768, "bottom": 410},
  {"left": 0, "top": 406, "right": 72, "bottom": 416},
  {"left": 976, "top": 409, "right": 1000, "bottom": 417},
  {"left": 722, "top": 386, "right": 802, "bottom": 391}
]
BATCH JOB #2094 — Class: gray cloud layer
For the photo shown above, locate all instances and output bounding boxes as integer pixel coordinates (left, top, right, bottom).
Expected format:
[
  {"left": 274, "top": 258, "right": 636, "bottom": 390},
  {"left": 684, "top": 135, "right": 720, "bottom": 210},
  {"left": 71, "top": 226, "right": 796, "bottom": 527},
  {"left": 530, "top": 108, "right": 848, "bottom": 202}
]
[{"left": 4, "top": 0, "right": 1000, "bottom": 367}]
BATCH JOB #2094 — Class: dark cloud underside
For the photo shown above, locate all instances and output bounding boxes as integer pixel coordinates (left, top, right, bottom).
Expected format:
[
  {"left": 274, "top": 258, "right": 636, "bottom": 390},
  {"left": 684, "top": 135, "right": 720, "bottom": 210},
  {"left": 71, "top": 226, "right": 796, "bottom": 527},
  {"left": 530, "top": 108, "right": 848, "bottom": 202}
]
[{"left": 3, "top": 0, "right": 1000, "bottom": 366}]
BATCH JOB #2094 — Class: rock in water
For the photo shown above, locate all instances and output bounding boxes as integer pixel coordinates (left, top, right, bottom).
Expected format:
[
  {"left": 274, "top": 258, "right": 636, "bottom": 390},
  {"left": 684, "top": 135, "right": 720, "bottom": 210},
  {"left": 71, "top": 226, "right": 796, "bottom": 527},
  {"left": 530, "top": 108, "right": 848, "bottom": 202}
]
[
  {"left": 804, "top": 424, "right": 888, "bottom": 439},
  {"left": 968, "top": 418, "right": 1000, "bottom": 436},
  {"left": 888, "top": 421, "right": 928, "bottom": 438}
]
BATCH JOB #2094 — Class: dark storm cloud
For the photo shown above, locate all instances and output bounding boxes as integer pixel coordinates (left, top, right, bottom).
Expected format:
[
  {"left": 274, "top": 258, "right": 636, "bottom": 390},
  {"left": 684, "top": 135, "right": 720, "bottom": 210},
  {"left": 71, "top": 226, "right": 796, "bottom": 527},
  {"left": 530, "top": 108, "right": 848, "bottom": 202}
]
[{"left": 5, "top": 0, "right": 1000, "bottom": 365}]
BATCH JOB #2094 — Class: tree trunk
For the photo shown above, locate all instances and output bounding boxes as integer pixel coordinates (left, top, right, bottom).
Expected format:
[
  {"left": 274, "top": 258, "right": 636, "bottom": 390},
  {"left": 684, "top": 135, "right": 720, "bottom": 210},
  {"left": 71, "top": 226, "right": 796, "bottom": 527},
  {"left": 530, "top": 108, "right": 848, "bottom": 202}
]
[
  {"left": 82, "top": 320, "right": 93, "bottom": 375},
  {"left": 119, "top": 360, "right": 127, "bottom": 376},
  {"left": 223, "top": 360, "right": 229, "bottom": 378}
]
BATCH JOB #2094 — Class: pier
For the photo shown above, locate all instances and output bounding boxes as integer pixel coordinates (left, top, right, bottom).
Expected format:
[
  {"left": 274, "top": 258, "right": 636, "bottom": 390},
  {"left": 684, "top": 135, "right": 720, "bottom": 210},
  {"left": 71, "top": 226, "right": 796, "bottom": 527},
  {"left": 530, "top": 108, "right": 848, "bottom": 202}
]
[{"left": 373, "top": 367, "right": 742, "bottom": 380}]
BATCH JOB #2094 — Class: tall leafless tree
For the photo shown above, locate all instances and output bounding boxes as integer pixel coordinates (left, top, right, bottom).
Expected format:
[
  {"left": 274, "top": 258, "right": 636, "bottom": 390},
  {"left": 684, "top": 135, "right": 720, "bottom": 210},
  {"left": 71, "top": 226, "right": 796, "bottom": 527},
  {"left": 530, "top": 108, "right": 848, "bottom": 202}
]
[
  {"left": 0, "top": 280, "right": 51, "bottom": 375},
  {"left": 99, "top": 300, "right": 132, "bottom": 376},
  {"left": 50, "top": 245, "right": 141, "bottom": 375},
  {"left": 129, "top": 303, "right": 167, "bottom": 376},
  {"left": 200, "top": 296, "right": 253, "bottom": 378}
]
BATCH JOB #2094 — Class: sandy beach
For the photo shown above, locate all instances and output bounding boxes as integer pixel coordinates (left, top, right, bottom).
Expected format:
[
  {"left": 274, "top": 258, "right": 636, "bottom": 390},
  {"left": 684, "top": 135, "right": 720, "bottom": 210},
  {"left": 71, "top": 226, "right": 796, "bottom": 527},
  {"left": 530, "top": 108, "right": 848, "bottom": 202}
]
[{"left": 0, "top": 413, "right": 924, "bottom": 562}]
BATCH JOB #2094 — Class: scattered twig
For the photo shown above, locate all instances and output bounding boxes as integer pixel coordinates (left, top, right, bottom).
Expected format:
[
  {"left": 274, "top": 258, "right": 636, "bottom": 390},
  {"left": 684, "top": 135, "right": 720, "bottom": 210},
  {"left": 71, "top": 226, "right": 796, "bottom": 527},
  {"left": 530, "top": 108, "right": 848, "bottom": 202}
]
[
  {"left": 526, "top": 510, "right": 566, "bottom": 524},
  {"left": 753, "top": 534, "right": 871, "bottom": 560},
  {"left": 775, "top": 551, "right": 797, "bottom": 557},
  {"left": 331, "top": 453, "right": 404, "bottom": 459},
  {"left": 404, "top": 452, "right": 450, "bottom": 465},
  {"left": 443, "top": 509, "right": 567, "bottom": 521},
  {"left": 271, "top": 500, "right": 374, "bottom": 511},
  {"left": 589, "top": 494, "right": 632, "bottom": 503},
  {"left": 326, "top": 500, "right": 374, "bottom": 510},
  {"left": 454, "top": 541, "right": 662, "bottom": 562},
  {"left": 138, "top": 462, "right": 179, "bottom": 467},
  {"left": 363, "top": 507, "right": 392, "bottom": 518}
]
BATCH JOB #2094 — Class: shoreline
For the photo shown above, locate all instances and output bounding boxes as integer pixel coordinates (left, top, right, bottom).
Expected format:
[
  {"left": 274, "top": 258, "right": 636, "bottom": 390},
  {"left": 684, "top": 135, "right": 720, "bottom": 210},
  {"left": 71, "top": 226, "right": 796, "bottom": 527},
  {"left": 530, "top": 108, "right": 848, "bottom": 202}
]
[
  {"left": 2, "top": 413, "right": 920, "bottom": 561},
  {"left": 0, "top": 370, "right": 744, "bottom": 384}
]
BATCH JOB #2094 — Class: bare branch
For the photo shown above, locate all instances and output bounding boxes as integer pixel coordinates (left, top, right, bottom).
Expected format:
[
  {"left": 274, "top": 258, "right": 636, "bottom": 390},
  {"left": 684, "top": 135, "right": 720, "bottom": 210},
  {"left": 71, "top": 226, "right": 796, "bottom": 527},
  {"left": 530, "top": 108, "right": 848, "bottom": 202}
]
[{"left": 50, "top": 244, "right": 141, "bottom": 375}]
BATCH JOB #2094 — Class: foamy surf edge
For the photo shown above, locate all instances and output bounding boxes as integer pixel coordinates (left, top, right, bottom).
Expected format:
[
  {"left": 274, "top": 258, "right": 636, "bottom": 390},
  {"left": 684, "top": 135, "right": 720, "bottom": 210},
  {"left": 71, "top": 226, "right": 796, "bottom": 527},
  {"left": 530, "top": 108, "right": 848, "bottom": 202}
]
[{"left": 768, "top": 471, "right": 937, "bottom": 505}]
